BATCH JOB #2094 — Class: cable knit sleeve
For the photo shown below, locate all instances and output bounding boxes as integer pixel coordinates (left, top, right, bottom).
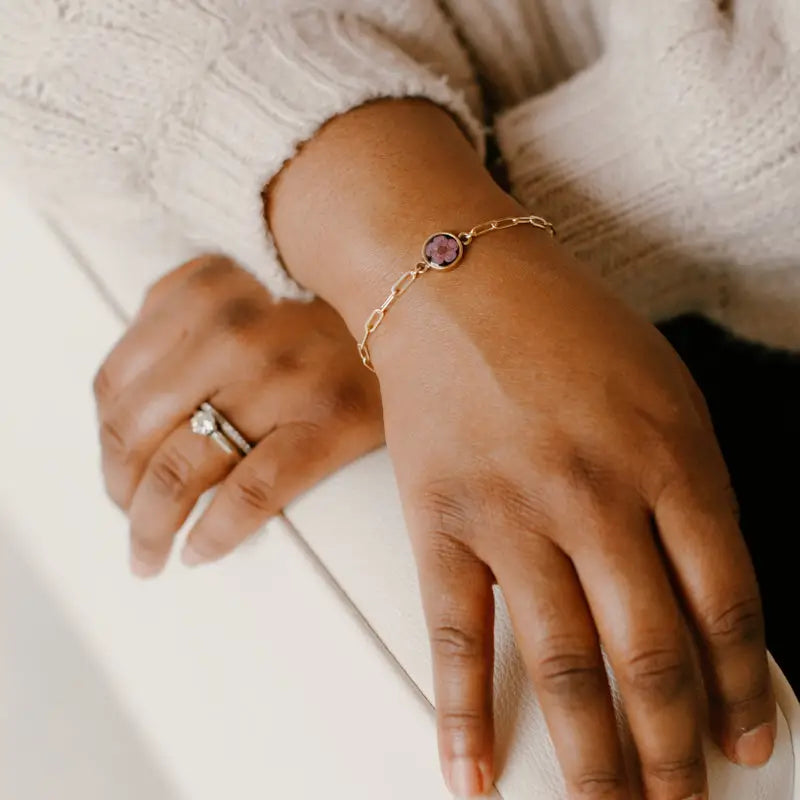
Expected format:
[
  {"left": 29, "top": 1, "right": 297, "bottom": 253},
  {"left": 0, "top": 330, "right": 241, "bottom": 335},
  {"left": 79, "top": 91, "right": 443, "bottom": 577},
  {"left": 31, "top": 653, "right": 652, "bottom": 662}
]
[
  {"left": 0, "top": 1, "right": 484, "bottom": 299},
  {"left": 493, "top": 0, "right": 800, "bottom": 344}
]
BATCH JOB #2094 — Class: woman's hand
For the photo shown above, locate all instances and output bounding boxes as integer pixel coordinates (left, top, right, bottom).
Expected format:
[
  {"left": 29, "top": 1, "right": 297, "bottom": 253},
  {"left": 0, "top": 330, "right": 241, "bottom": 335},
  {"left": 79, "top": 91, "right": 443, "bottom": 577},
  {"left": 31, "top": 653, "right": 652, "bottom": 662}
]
[
  {"left": 94, "top": 255, "right": 383, "bottom": 576},
  {"left": 369, "top": 228, "right": 775, "bottom": 799},
  {"left": 268, "top": 99, "right": 776, "bottom": 799}
]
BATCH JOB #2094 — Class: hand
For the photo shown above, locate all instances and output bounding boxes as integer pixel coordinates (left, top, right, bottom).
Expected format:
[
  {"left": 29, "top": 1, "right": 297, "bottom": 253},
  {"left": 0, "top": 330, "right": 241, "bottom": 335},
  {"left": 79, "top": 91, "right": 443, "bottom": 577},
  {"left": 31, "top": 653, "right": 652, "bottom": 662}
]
[
  {"left": 93, "top": 255, "right": 383, "bottom": 576},
  {"left": 370, "top": 227, "right": 775, "bottom": 799},
  {"left": 267, "top": 98, "right": 775, "bottom": 799}
]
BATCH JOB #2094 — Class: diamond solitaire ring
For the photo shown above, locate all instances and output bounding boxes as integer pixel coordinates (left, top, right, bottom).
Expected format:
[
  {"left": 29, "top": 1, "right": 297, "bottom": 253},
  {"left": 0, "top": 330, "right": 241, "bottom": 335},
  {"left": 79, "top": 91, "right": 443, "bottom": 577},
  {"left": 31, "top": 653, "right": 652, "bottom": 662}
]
[{"left": 190, "top": 402, "right": 252, "bottom": 457}]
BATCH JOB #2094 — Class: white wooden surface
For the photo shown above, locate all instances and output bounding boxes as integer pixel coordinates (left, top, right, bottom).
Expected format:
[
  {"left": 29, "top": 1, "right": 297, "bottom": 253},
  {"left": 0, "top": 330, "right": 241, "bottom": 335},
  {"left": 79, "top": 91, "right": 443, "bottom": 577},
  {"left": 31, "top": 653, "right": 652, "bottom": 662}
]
[
  {"left": 0, "top": 185, "right": 459, "bottom": 800},
  {"left": 0, "top": 182, "right": 796, "bottom": 800},
  {"left": 0, "top": 530, "right": 181, "bottom": 800}
]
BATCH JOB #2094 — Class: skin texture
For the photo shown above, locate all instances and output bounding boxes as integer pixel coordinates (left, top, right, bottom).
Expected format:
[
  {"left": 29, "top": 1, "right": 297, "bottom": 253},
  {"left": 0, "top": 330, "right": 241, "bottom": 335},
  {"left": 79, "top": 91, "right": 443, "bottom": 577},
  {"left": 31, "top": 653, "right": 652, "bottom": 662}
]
[
  {"left": 267, "top": 99, "right": 777, "bottom": 799},
  {"left": 94, "top": 256, "right": 383, "bottom": 574}
]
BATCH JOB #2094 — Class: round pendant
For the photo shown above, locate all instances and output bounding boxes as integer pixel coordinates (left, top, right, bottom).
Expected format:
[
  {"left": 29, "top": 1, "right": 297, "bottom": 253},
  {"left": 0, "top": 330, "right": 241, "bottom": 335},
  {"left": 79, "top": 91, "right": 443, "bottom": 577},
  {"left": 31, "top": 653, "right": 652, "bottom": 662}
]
[{"left": 422, "top": 232, "right": 464, "bottom": 270}]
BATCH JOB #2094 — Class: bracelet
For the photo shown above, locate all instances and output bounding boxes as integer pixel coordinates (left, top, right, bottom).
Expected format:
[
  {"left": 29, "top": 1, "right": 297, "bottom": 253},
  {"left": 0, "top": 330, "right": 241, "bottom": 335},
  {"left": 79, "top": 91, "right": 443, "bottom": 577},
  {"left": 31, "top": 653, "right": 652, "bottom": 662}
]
[{"left": 357, "top": 214, "right": 556, "bottom": 371}]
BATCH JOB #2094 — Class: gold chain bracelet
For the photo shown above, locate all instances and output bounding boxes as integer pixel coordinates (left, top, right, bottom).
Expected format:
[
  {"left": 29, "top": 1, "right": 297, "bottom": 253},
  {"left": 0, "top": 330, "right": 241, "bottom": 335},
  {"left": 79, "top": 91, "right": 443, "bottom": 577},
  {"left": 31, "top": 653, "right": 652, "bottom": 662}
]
[{"left": 357, "top": 214, "right": 556, "bottom": 371}]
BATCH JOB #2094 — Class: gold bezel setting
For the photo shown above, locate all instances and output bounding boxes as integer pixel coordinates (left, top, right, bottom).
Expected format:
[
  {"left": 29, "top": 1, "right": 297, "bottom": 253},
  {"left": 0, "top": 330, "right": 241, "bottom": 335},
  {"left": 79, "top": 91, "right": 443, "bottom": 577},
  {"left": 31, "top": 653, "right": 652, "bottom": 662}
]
[{"left": 422, "top": 231, "right": 464, "bottom": 270}]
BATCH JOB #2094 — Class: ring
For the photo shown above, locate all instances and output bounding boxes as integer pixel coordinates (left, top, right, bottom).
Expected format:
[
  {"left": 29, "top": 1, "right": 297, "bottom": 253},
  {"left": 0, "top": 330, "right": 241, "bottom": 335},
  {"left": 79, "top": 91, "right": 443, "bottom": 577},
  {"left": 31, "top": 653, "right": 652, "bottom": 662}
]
[{"left": 190, "top": 402, "right": 253, "bottom": 457}]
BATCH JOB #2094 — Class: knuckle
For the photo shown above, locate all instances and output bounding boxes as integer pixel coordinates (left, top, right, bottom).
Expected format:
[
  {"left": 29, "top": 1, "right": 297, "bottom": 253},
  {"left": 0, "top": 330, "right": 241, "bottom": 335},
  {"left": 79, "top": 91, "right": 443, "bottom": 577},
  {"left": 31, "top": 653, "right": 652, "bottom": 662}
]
[
  {"left": 217, "top": 295, "right": 264, "bottom": 334},
  {"left": 438, "top": 709, "right": 486, "bottom": 736},
  {"left": 425, "top": 532, "right": 480, "bottom": 579},
  {"left": 318, "top": 376, "right": 372, "bottom": 422},
  {"left": 422, "top": 473, "right": 547, "bottom": 533},
  {"left": 431, "top": 624, "right": 485, "bottom": 665},
  {"left": 92, "top": 365, "right": 112, "bottom": 401},
  {"left": 536, "top": 639, "right": 607, "bottom": 707},
  {"left": 622, "top": 646, "right": 692, "bottom": 703},
  {"left": 148, "top": 450, "right": 191, "bottom": 498},
  {"left": 100, "top": 418, "right": 135, "bottom": 463},
  {"left": 283, "top": 420, "right": 323, "bottom": 450},
  {"left": 643, "top": 754, "right": 704, "bottom": 785},
  {"left": 705, "top": 596, "right": 765, "bottom": 650},
  {"left": 650, "top": 432, "right": 689, "bottom": 477},
  {"left": 417, "top": 480, "right": 473, "bottom": 542},
  {"left": 640, "top": 430, "right": 695, "bottom": 498},
  {"left": 231, "top": 472, "right": 274, "bottom": 515},
  {"left": 419, "top": 474, "right": 552, "bottom": 555},
  {"left": 560, "top": 448, "right": 613, "bottom": 502},
  {"left": 271, "top": 348, "right": 301, "bottom": 374},
  {"left": 652, "top": 428, "right": 727, "bottom": 493},
  {"left": 719, "top": 681, "right": 772, "bottom": 717},
  {"left": 635, "top": 383, "right": 694, "bottom": 431},
  {"left": 485, "top": 475, "right": 549, "bottom": 532},
  {"left": 572, "top": 770, "right": 627, "bottom": 798}
]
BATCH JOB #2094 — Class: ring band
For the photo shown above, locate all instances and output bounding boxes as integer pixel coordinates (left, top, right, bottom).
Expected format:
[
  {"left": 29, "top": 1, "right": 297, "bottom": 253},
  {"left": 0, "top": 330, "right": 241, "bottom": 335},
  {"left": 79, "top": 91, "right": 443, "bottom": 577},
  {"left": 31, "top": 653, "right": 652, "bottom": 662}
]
[
  {"left": 190, "top": 402, "right": 252, "bottom": 457},
  {"left": 210, "top": 429, "right": 237, "bottom": 455},
  {"left": 199, "top": 402, "right": 252, "bottom": 455}
]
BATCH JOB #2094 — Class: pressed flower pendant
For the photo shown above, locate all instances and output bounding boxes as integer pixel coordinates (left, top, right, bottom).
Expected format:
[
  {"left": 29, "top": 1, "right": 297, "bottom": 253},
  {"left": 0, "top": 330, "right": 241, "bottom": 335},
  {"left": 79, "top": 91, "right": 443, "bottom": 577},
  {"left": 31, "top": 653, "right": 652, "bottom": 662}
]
[
  {"left": 422, "top": 232, "right": 464, "bottom": 270},
  {"left": 358, "top": 215, "right": 556, "bottom": 371}
]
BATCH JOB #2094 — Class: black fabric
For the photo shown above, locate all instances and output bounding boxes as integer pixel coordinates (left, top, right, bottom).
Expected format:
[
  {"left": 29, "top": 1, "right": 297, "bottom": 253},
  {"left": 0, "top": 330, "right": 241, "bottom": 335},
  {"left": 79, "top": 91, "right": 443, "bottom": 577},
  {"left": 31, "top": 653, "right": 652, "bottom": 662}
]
[{"left": 657, "top": 314, "right": 799, "bottom": 690}]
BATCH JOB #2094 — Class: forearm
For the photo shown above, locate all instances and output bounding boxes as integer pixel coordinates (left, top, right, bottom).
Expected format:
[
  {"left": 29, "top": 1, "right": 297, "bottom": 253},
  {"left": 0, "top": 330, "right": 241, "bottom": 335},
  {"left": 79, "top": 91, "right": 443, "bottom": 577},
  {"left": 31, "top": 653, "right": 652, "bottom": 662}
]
[{"left": 266, "top": 100, "right": 777, "bottom": 800}]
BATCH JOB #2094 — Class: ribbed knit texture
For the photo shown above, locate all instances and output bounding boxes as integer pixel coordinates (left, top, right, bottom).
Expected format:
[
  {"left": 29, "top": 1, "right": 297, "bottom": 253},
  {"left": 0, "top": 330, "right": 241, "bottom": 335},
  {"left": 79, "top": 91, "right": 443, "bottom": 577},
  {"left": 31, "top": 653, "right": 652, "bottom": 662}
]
[
  {"left": 494, "top": 0, "right": 800, "bottom": 349},
  {"left": 1, "top": 0, "right": 799, "bottom": 348},
  {"left": 0, "top": 1, "right": 484, "bottom": 302}
]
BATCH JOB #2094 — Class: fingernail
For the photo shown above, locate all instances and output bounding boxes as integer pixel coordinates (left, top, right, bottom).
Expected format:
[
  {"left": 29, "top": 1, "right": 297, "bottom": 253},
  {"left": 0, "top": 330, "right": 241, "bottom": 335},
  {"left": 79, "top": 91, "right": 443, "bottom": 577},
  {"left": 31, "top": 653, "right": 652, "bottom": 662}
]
[
  {"left": 735, "top": 722, "right": 775, "bottom": 767},
  {"left": 181, "top": 543, "right": 209, "bottom": 567},
  {"left": 129, "top": 553, "right": 161, "bottom": 579},
  {"left": 449, "top": 757, "right": 485, "bottom": 797}
]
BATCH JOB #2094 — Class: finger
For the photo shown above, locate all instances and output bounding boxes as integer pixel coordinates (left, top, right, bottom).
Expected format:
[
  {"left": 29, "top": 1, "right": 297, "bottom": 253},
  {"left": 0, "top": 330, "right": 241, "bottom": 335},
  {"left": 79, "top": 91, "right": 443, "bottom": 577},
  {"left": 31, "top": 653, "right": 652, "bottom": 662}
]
[
  {"left": 138, "top": 257, "right": 214, "bottom": 317},
  {"left": 93, "top": 308, "right": 188, "bottom": 410},
  {"left": 494, "top": 537, "right": 629, "bottom": 800},
  {"left": 99, "top": 339, "right": 229, "bottom": 509},
  {"left": 126, "top": 424, "right": 239, "bottom": 578},
  {"left": 651, "top": 436, "right": 775, "bottom": 767},
  {"left": 181, "top": 420, "right": 369, "bottom": 565},
  {"left": 416, "top": 535, "right": 495, "bottom": 798},
  {"left": 569, "top": 501, "right": 707, "bottom": 800},
  {"left": 94, "top": 256, "right": 247, "bottom": 409},
  {"left": 137, "top": 255, "right": 240, "bottom": 319}
]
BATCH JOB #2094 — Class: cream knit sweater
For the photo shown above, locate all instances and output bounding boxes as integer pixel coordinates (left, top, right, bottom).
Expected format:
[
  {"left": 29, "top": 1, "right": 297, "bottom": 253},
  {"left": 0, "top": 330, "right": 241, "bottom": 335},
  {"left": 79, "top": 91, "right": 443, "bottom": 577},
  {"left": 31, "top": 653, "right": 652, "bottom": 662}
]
[{"left": 1, "top": 0, "right": 799, "bottom": 348}]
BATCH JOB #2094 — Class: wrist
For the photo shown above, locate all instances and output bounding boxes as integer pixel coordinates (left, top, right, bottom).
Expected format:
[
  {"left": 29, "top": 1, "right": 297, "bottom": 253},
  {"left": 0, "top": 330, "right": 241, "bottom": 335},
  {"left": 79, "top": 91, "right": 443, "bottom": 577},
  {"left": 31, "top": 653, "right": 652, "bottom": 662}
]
[
  {"left": 363, "top": 221, "right": 567, "bottom": 376},
  {"left": 324, "top": 190, "right": 531, "bottom": 339},
  {"left": 266, "top": 98, "right": 516, "bottom": 333}
]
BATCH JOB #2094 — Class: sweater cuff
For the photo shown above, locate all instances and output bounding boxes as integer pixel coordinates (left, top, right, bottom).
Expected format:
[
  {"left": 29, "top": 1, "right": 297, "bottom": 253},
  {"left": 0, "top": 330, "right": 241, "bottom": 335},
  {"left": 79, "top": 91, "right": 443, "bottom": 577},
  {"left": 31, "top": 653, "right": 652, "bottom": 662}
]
[
  {"left": 150, "top": 9, "right": 485, "bottom": 300},
  {"left": 494, "top": 59, "right": 724, "bottom": 323}
]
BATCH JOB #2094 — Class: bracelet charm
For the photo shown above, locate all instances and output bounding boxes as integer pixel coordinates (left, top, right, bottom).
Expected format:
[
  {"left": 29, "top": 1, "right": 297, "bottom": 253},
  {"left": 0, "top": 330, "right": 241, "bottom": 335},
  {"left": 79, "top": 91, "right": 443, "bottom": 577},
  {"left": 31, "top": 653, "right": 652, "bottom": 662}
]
[
  {"left": 423, "top": 232, "right": 464, "bottom": 270},
  {"left": 358, "top": 214, "right": 556, "bottom": 372}
]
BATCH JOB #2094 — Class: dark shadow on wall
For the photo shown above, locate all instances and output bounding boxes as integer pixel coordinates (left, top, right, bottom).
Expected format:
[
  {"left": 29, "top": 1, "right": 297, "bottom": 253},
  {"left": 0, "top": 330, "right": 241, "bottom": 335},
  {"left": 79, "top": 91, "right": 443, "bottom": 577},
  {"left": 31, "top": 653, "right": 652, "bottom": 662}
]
[{"left": 657, "top": 313, "right": 800, "bottom": 689}]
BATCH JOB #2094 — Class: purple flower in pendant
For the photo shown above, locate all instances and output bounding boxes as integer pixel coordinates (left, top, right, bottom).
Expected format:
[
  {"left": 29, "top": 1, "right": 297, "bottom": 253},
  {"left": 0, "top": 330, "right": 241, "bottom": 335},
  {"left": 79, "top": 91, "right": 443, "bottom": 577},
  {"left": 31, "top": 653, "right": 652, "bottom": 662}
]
[{"left": 424, "top": 233, "right": 460, "bottom": 267}]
